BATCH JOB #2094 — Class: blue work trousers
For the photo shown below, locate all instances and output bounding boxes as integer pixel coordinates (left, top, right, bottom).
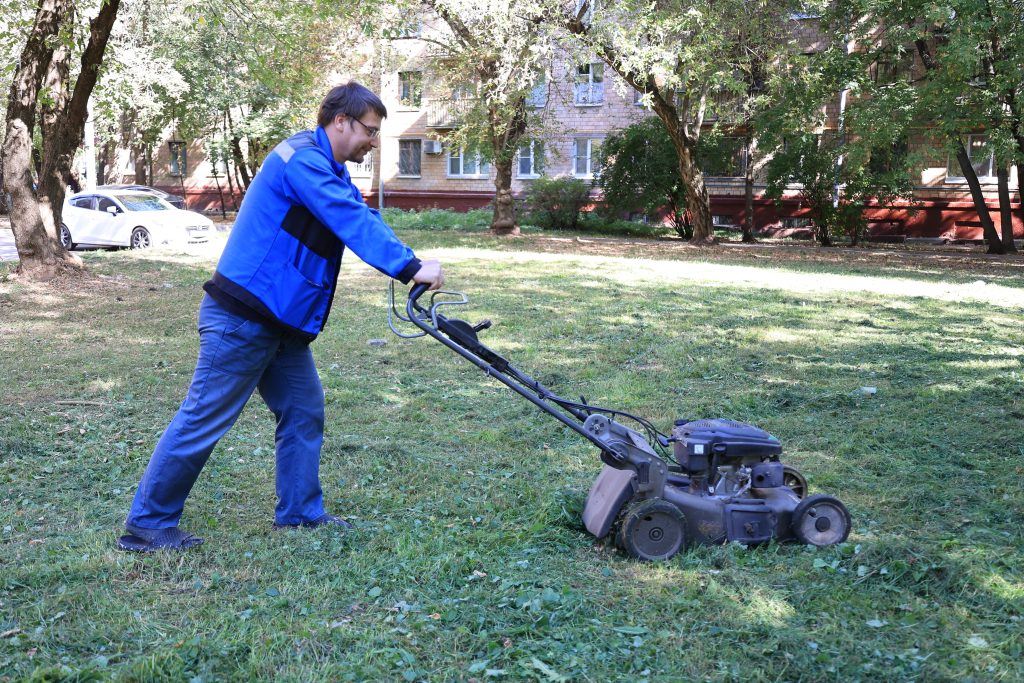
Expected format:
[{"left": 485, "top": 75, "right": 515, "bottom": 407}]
[{"left": 127, "top": 295, "right": 326, "bottom": 529}]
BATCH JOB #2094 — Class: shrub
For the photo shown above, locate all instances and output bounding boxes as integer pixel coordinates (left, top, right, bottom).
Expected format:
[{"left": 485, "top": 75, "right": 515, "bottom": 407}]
[
  {"left": 381, "top": 207, "right": 491, "bottom": 232},
  {"left": 522, "top": 176, "right": 592, "bottom": 230},
  {"left": 596, "top": 118, "right": 691, "bottom": 238}
]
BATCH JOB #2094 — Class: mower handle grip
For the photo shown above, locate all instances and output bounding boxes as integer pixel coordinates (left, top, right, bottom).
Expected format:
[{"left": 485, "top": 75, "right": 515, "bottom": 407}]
[{"left": 409, "top": 282, "right": 430, "bottom": 306}]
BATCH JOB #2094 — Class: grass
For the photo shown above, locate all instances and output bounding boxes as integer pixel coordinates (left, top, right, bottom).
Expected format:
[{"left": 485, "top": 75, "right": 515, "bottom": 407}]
[{"left": 1, "top": 227, "right": 1022, "bottom": 682}]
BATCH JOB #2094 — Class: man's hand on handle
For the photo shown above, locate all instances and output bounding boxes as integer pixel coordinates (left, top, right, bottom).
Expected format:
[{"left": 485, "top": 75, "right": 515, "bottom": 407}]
[{"left": 412, "top": 259, "right": 445, "bottom": 291}]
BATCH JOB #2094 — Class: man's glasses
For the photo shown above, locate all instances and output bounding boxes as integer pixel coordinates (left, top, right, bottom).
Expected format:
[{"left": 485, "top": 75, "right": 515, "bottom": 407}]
[{"left": 350, "top": 118, "right": 380, "bottom": 139}]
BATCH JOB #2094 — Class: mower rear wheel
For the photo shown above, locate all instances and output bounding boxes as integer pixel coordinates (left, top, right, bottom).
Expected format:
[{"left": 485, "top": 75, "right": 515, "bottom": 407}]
[
  {"left": 617, "top": 498, "right": 687, "bottom": 561},
  {"left": 782, "top": 465, "right": 808, "bottom": 499},
  {"left": 791, "top": 494, "right": 851, "bottom": 547}
]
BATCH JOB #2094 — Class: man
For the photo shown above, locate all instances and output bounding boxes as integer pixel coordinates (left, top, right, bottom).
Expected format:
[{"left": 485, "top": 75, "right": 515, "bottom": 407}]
[{"left": 118, "top": 81, "right": 444, "bottom": 551}]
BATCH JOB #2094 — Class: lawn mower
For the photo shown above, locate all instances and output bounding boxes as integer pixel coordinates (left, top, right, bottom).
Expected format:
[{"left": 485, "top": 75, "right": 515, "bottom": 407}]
[{"left": 389, "top": 283, "right": 852, "bottom": 561}]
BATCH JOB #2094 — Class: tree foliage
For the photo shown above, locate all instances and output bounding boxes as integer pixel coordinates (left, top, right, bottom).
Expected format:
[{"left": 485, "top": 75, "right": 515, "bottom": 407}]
[
  {"left": 381, "top": 0, "right": 560, "bottom": 235},
  {"left": 829, "top": 0, "right": 1023, "bottom": 252},
  {"left": 596, "top": 117, "right": 691, "bottom": 237},
  {"left": 566, "top": 0, "right": 805, "bottom": 245}
]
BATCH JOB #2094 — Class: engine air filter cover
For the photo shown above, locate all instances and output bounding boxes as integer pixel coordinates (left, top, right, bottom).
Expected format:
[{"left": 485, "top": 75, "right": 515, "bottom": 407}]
[{"left": 673, "top": 418, "right": 783, "bottom": 459}]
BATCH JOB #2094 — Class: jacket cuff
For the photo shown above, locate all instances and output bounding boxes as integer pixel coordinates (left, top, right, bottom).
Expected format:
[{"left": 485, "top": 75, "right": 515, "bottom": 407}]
[{"left": 395, "top": 257, "right": 422, "bottom": 284}]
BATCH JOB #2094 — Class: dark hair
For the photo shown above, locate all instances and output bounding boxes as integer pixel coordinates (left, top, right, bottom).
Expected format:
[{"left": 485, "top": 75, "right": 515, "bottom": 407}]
[{"left": 317, "top": 81, "right": 388, "bottom": 127}]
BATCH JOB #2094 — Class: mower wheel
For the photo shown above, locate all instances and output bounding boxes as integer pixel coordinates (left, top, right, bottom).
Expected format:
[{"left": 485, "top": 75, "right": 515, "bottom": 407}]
[
  {"left": 617, "top": 498, "right": 687, "bottom": 561},
  {"left": 782, "top": 465, "right": 808, "bottom": 499},
  {"left": 791, "top": 494, "right": 851, "bottom": 546}
]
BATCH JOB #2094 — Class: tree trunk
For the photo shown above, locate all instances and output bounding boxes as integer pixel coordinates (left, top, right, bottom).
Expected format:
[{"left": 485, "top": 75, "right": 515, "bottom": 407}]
[
  {"left": 676, "top": 144, "right": 714, "bottom": 244},
  {"left": 97, "top": 138, "right": 112, "bottom": 185},
  {"left": 36, "top": 0, "right": 121, "bottom": 267},
  {"left": 226, "top": 108, "right": 251, "bottom": 189},
  {"left": 997, "top": 162, "right": 1017, "bottom": 252},
  {"left": 487, "top": 92, "right": 526, "bottom": 236},
  {"left": 222, "top": 112, "right": 239, "bottom": 209},
  {"left": 490, "top": 159, "right": 519, "bottom": 235},
  {"left": 1, "top": 0, "right": 77, "bottom": 281},
  {"left": 955, "top": 141, "right": 1003, "bottom": 254},
  {"left": 815, "top": 220, "right": 834, "bottom": 247},
  {"left": 133, "top": 143, "right": 148, "bottom": 184},
  {"left": 743, "top": 135, "right": 756, "bottom": 243}
]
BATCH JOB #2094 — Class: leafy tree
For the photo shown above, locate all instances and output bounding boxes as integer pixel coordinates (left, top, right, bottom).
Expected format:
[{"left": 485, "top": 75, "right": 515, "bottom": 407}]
[
  {"left": 757, "top": 11, "right": 919, "bottom": 246},
  {"left": 90, "top": 1, "right": 189, "bottom": 186},
  {"left": 566, "top": 0, "right": 804, "bottom": 245},
  {"left": 2, "top": 0, "right": 121, "bottom": 281},
  {"left": 159, "top": 0, "right": 341, "bottom": 192},
  {"left": 595, "top": 117, "right": 691, "bottom": 237},
  {"left": 832, "top": 0, "right": 1023, "bottom": 253},
  {"left": 385, "top": 0, "right": 558, "bottom": 235},
  {"left": 764, "top": 132, "right": 915, "bottom": 245}
]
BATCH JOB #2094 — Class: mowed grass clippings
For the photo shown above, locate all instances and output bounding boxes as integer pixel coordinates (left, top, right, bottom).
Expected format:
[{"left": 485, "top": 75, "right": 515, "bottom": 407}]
[{"left": 0, "top": 231, "right": 1022, "bottom": 682}]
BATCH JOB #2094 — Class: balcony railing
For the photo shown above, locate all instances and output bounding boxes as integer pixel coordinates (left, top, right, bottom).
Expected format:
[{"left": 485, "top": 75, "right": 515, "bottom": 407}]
[
  {"left": 425, "top": 98, "right": 476, "bottom": 128},
  {"left": 703, "top": 89, "right": 742, "bottom": 122}
]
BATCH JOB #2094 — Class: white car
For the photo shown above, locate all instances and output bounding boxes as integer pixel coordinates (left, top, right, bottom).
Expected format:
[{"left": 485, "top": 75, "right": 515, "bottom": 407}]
[{"left": 61, "top": 189, "right": 213, "bottom": 250}]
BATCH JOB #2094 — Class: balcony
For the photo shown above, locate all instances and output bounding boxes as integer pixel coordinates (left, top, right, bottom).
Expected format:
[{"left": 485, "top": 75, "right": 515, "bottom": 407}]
[{"left": 425, "top": 98, "right": 476, "bottom": 128}]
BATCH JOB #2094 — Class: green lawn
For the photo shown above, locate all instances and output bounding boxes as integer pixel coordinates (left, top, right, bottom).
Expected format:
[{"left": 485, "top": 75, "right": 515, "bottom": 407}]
[{"left": 1, "top": 230, "right": 1021, "bottom": 681}]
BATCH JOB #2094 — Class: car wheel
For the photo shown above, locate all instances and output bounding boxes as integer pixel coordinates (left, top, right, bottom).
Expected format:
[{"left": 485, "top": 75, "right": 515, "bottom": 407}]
[
  {"left": 59, "top": 224, "right": 76, "bottom": 250},
  {"left": 130, "top": 226, "right": 151, "bottom": 249}
]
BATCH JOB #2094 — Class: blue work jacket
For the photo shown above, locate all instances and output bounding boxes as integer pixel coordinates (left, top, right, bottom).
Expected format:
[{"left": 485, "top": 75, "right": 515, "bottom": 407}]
[{"left": 205, "top": 127, "right": 420, "bottom": 341}]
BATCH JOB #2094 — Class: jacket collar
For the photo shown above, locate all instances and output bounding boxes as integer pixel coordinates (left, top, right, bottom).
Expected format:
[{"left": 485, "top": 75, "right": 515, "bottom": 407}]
[{"left": 315, "top": 126, "right": 348, "bottom": 178}]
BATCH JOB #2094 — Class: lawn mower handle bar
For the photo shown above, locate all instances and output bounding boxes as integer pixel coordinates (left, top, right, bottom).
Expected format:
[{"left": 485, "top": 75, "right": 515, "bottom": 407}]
[{"left": 402, "top": 283, "right": 627, "bottom": 456}]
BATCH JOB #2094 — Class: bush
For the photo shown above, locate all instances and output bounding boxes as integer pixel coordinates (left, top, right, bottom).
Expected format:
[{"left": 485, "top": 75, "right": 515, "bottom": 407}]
[
  {"left": 595, "top": 117, "right": 691, "bottom": 238},
  {"left": 522, "top": 176, "right": 592, "bottom": 230}
]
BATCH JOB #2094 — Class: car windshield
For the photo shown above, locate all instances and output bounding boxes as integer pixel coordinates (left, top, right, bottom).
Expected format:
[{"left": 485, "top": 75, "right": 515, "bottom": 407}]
[{"left": 116, "top": 194, "right": 171, "bottom": 211}]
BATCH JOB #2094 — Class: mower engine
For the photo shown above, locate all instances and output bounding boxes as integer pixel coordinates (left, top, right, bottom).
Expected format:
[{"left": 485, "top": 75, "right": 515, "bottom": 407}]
[{"left": 582, "top": 416, "right": 851, "bottom": 560}]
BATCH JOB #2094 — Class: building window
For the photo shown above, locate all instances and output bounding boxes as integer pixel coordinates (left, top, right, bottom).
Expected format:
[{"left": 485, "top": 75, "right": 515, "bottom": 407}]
[
  {"left": 399, "top": 71, "right": 423, "bottom": 108},
  {"left": 348, "top": 151, "right": 374, "bottom": 177},
  {"left": 699, "top": 137, "right": 747, "bottom": 177},
  {"left": 517, "top": 141, "right": 544, "bottom": 178},
  {"left": 398, "top": 139, "right": 421, "bottom": 176},
  {"left": 633, "top": 89, "right": 651, "bottom": 107},
  {"left": 169, "top": 141, "right": 187, "bottom": 177},
  {"left": 573, "top": 138, "right": 602, "bottom": 178},
  {"left": 453, "top": 81, "right": 477, "bottom": 100},
  {"left": 448, "top": 148, "right": 490, "bottom": 178},
  {"left": 870, "top": 47, "right": 912, "bottom": 84},
  {"left": 868, "top": 138, "right": 908, "bottom": 175},
  {"left": 392, "top": 18, "right": 422, "bottom": 38},
  {"left": 947, "top": 134, "right": 994, "bottom": 180},
  {"left": 575, "top": 63, "right": 604, "bottom": 105},
  {"left": 527, "top": 71, "right": 548, "bottom": 107},
  {"left": 574, "top": 0, "right": 595, "bottom": 24}
]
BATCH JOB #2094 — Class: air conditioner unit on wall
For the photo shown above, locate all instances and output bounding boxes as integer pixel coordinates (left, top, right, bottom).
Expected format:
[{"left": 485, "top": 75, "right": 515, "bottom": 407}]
[{"left": 423, "top": 139, "right": 444, "bottom": 155}]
